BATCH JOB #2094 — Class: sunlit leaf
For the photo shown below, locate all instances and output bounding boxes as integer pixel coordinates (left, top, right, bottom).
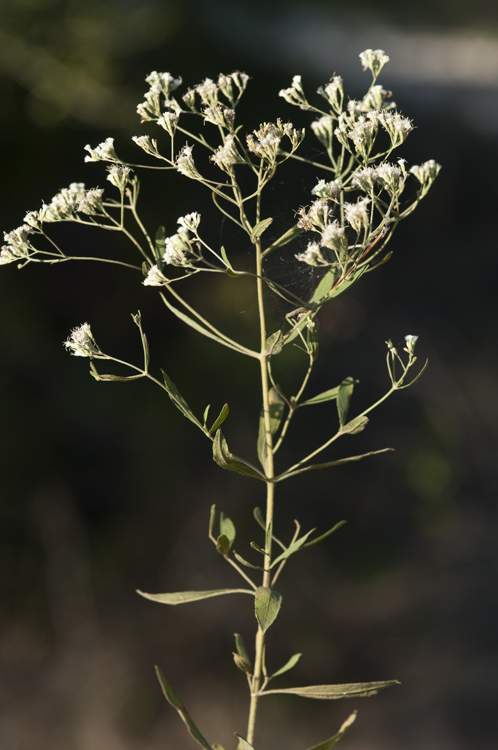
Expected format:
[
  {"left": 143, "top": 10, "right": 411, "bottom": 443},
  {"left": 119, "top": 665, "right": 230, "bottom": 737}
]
[
  {"left": 340, "top": 415, "right": 369, "bottom": 435},
  {"left": 257, "top": 388, "right": 285, "bottom": 470},
  {"left": 233, "top": 652, "right": 252, "bottom": 674},
  {"left": 209, "top": 403, "right": 230, "bottom": 434},
  {"left": 213, "top": 430, "right": 266, "bottom": 480},
  {"left": 255, "top": 586, "right": 282, "bottom": 633},
  {"left": 270, "top": 528, "right": 315, "bottom": 567},
  {"left": 270, "top": 652, "right": 302, "bottom": 680},
  {"left": 265, "top": 330, "right": 283, "bottom": 356},
  {"left": 216, "top": 534, "right": 230, "bottom": 555},
  {"left": 262, "top": 680, "right": 399, "bottom": 700},
  {"left": 137, "top": 588, "right": 254, "bottom": 605},
  {"left": 263, "top": 223, "right": 304, "bottom": 256},
  {"left": 161, "top": 368, "right": 204, "bottom": 431},
  {"left": 300, "top": 385, "right": 340, "bottom": 407},
  {"left": 253, "top": 507, "right": 265, "bottom": 529},
  {"left": 235, "top": 733, "right": 255, "bottom": 750},
  {"left": 233, "top": 550, "right": 264, "bottom": 570},
  {"left": 220, "top": 512, "right": 236, "bottom": 545},
  {"left": 251, "top": 216, "right": 273, "bottom": 242}
]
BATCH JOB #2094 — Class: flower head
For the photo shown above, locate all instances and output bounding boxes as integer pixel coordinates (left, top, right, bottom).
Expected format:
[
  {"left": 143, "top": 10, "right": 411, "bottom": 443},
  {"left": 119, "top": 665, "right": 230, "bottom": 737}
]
[
  {"left": 311, "top": 179, "right": 342, "bottom": 201},
  {"left": 404, "top": 334, "right": 418, "bottom": 354},
  {"left": 77, "top": 188, "right": 105, "bottom": 215},
  {"left": 41, "top": 183, "right": 87, "bottom": 222},
  {"left": 84, "top": 138, "right": 120, "bottom": 163},
  {"left": 106, "top": 165, "right": 133, "bottom": 192},
  {"left": 176, "top": 145, "right": 203, "bottom": 179},
  {"left": 64, "top": 323, "right": 101, "bottom": 358},
  {"left": 1, "top": 225, "right": 35, "bottom": 264},
  {"left": 295, "top": 242, "right": 330, "bottom": 267},
  {"left": 143, "top": 264, "right": 168, "bottom": 287},
  {"left": 359, "top": 49, "right": 390, "bottom": 77},
  {"left": 344, "top": 196, "right": 371, "bottom": 233},
  {"left": 211, "top": 135, "right": 246, "bottom": 172}
]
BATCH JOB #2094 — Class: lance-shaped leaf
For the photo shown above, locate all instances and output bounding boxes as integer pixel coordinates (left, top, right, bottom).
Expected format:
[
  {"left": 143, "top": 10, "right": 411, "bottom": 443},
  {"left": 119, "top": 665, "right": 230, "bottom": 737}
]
[
  {"left": 209, "top": 403, "right": 230, "bottom": 434},
  {"left": 160, "top": 291, "right": 250, "bottom": 357},
  {"left": 233, "top": 550, "right": 264, "bottom": 570},
  {"left": 261, "top": 680, "right": 399, "bottom": 700},
  {"left": 90, "top": 362, "right": 144, "bottom": 382},
  {"left": 337, "top": 377, "right": 358, "bottom": 427},
  {"left": 263, "top": 223, "right": 304, "bottom": 256},
  {"left": 161, "top": 368, "right": 204, "bottom": 431},
  {"left": 257, "top": 388, "right": 285, "bottom": 470},
  {"left": 340, "top": 415, "right": 369, "bottom": 435},
  {"left": 304, "top": 711, "right": 357, "bottom": 750},
  {"left": 270, "top": 529, "right": 315, "bottom": 568},
  {"left": 299, "top": 385, "right": 340, "bottom": 407},
  {"left": 235, "top": 733, "right": 255, "bottom": 750},
  {"left": 311, "top": 268, "right": 337, "bottom": 304},
  {"left": 276, "top": 449, "right": 392, "bottom": 482},
  {"left": 213, "top": 430, "right": 266, "bottom": 481},
  {"left": 253, "top": 507, "right": 266, "bottom": 529},
  {"left": 270, "top": 652, "right": 302, "bottom": 680},
  {"left": 137, "top": 588, "right": 254, "bottom": 605},
  {"left": 250, "top": 216, "right": 273, "bottom": 242},
  {"left": 255, "top": 586, "right": 282, "bottom": 633},
  {"left": 155, "top": 666, "right": 211, "bottom": 750},
  {"left": 303, "top": 520, "right": 347, "bottom": 548},
  {"left": 233, "top": 652, "right": 252, "bottom": 674}
]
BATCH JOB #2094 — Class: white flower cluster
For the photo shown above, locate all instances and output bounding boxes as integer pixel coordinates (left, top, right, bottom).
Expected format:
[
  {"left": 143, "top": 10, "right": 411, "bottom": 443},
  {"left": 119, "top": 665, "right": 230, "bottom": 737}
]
[
  {"left": 295, "top": 241, "right": 329, "bottom": 267},
  {"left": 211, "top": 135, "right": 246, "bottom": 172},
  {"left": 278, "top": 75, "right": 308, "bottom": 109},
  {"left": 246, "top": 120, "right": 302, "bottom": 163},
  {"left": 377, "top": 110, "right": 413, "bottom": 147},
  {"left": 404, "top": 334, "right": 418, "bottom": 354},
  {"left": 64, "top": 323, "right": 101, "bottom": 358},
  {"left": 107, "top": 165, "right": 133, "bottom": 192},
  {"left": 295, "top": 219, "right": 348, "bottom": 267},
  {"left": 176, "top": 145, "right": 203, "bottom": 179},
  {"left": 41, "top": 183, "right": 88, "bottom": 222},
  {"left": 353, "top": 163, "right": 403, "bottom": 197},
  {"left": 137, "top": 71, "right": 182, "bottom": 122},
  {"left": 1, "top": 224, "right": 35, "bottom": 265},
  {"left": 84, "top": 138, "right": 120, "bottom": 163},
  {"left": 359, "top": 49, "right": 390, "bottom": 77},
  {"left": 410, "top": 160, "right": 441, "bottom": 185},
  {"left": 143, "top": 264, "right": 168, "bottom": 287},
  {"left": 182, "top": 72, "right": 249, "bottom": 118},
  {"left": 132, "top": 135, "right": 161, "bottom": 157},
  {"left": 311, "top": 179, "right": 342, "bottom": 201},
  {"left": 77, "top": 188, "right": 105, "bottom": 215},
  {"left": 144, "top": 213, "right": 202, "bottom": 285},
  {"left": 297, "top": 199, "right": 333, "bottom": 232},
  {"left": 317, "top": 76, "right": 344, "bottom": 113},
  {"left": 344, "top": 196, "right": 372, "bottom": 234}
]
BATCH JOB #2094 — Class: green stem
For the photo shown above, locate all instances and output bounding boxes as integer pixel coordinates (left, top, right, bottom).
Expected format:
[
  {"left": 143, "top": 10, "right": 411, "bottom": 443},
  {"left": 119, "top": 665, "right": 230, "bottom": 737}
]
[{"left": 246, "top": 237, "right": 275, "bottom": 745}]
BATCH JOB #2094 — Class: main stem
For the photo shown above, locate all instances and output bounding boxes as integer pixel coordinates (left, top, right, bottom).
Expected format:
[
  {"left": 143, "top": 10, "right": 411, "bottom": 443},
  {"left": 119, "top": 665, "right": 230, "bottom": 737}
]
[{"left": 246, "top": 239, "right": 275, "bottom": 745}]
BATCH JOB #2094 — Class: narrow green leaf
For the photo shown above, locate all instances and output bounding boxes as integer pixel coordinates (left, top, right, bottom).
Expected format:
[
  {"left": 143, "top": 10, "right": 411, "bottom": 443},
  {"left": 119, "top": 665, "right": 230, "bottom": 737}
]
[
  {"left": 303, "top": 521, "right": 346, "bottom": 548},
  {"left": 270, "top": 528, "right": 316, "bottom": 568},
  {"left": 262, "top": 680, "right": 399, "bottom": 700},
  {"left": 251, "top": 216, "right": 273, "bottom": 242},
  {"left": 276, "top": 448, "right": 393, "bottom": 481},
  {"left": 271, "top": 652, "right": 302, "bottom": 680},
  {"left": 257, "top": 388, "right": 285, "bottom": 470},
  {"left": 253, "top": 507, "right": 265, "bottom": 529},
  {"left": 265, "top": 330, "right": 283, "bottom": 356},
  {"left": 212, "top": 745, "right": 226, "bottom": 750},
  {"left": 220, "top": 245, "right": 236, "bottom": 275},
  {"left": 154, "top": 225, "right": 166, "bottom": 261},
  {"left": 160, "top": 291, "right": 248, "bottom": 355},
  {"left": 209, "top": 403, "right": 230, "bottom": 434},
  {"left": 233, "top": 550, "right": 264, "bottom": 570},
  {"left": 255, "top": 586, "right": 282, "bottom": 633},
  {"left": 311, "top": 268, "right": 337, "bottom": 304},
  {"left": 233, "top": 652, "right": 252, "bottom": 674},
  {"left": 220, "top": 512, "right": 236, "bottom": 545},
  {"left": 235, "top": 733, "right": 254, "bottom": 750},
  {"left": 263, "top": 223, "right": 304, "bottom": 255},
  {"left": 216, "top": 534, "right": 230, "bottom": 555},
  {"left": 213, "top": 430, "right": 266, "bottom": 480},
  {"left": 250, "top": 541, "right": 267, "bottom": 556},
  {"left": 155, "top": 666, "right": 212, "bottom": 750},
  {"left": 89, "top": 367, "right": 144, "bottom": 382},
  {"left": 208, "top": 504, "right": 216, "bottom": 537},
  {"left": 137, "top": 588, "right": 254, "bottom": 605},
  {"left": 234, "top": 633, "right": 251, "bottom": 663},
  {"left": 300, "top": 386, "right": 340, "bottom": 407},
  {"left": 340, "top": 415, "right": 369, "bottom": 435},
  {"left": 284, "top": 311, "right": 314, "bottom": 344},
  {"left": 203, "top": 404, "right": 211, "bottom": 427},
  {"left": 161, "top": 368, "right": 204, "bottom": 431},
  {"left": 337, "top": 377, "right": 358, "bottom": 427},
  {"left": 304, "top": 711, "right": 357, "bottom": 750}
]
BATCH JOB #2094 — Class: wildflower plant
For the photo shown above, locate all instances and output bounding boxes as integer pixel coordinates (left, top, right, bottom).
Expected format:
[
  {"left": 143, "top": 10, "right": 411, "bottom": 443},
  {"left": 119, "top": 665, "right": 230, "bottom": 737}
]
[{"left": 2, "top": 49, "right": 440, "bottom": 748}]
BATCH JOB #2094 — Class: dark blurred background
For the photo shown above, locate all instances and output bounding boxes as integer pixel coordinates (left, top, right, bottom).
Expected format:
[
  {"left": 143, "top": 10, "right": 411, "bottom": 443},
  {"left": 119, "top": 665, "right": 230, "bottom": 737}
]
[{"left": 1, "top": 1, "right": 498, "bottom": 749}]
